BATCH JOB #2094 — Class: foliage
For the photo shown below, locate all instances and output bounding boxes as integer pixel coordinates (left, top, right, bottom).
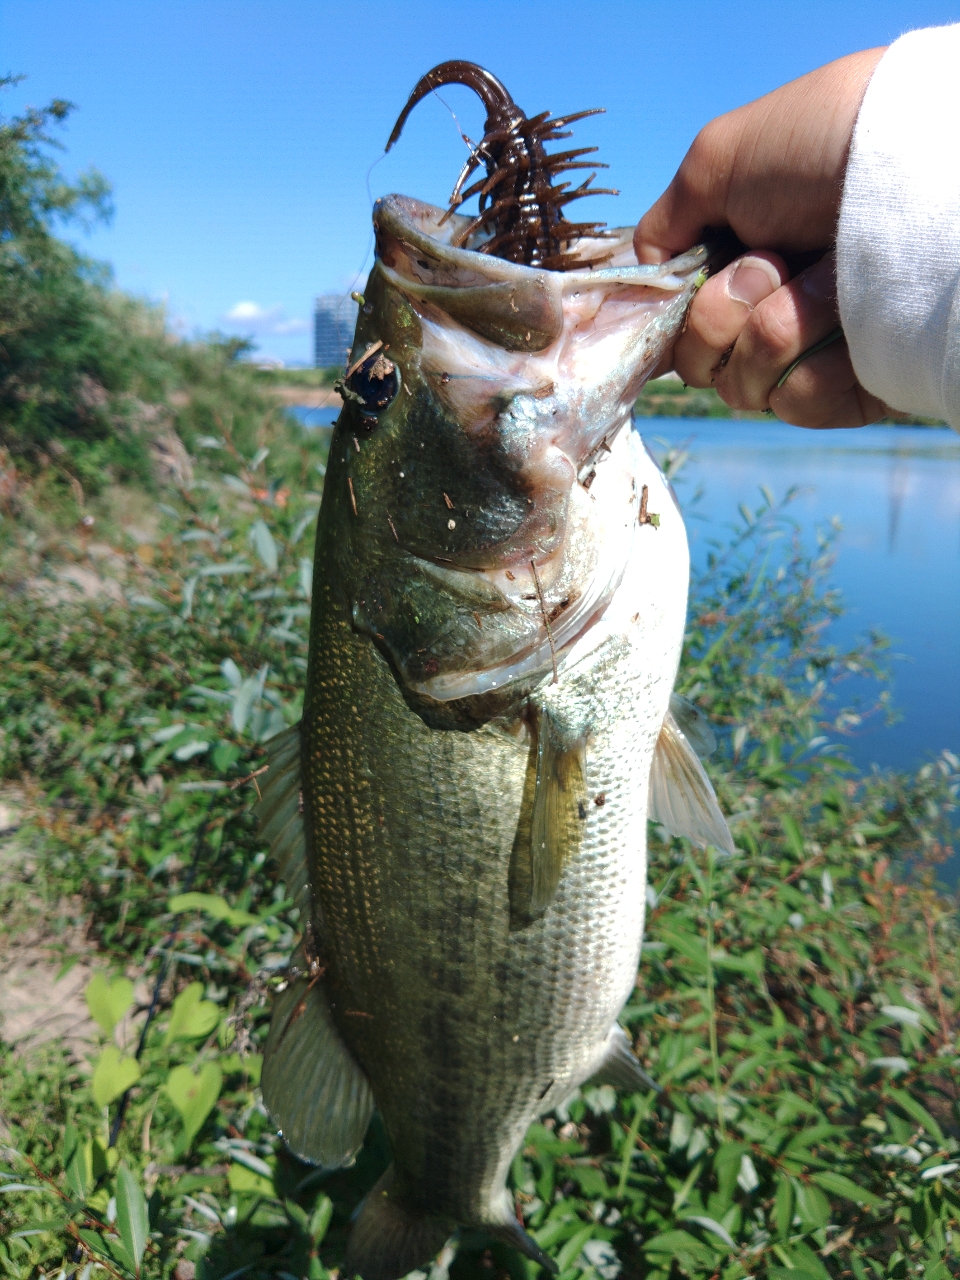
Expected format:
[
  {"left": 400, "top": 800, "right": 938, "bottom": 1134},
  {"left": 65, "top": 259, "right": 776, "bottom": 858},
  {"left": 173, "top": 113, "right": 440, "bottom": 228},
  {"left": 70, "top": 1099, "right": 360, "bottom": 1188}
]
[
  {"left": 0, "top": 79, "right": 297, "bottom": 504},
  {"left": 0, "top": 432, "right": 958, "bottom": 1280},
  {"left": 254, "top": 367, "right": 342, "bottom": 390}
]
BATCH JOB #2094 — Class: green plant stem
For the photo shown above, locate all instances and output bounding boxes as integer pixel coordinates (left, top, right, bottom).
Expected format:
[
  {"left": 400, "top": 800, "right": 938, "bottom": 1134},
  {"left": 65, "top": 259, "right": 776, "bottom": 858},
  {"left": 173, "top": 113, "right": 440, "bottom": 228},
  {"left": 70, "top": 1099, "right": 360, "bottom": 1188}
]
[
  {"left": 616, "top": 1094, "right": 650, "bottom": 1198},
  {"left": 704, "top": 848, "right": 726, "bottom": 1141}
]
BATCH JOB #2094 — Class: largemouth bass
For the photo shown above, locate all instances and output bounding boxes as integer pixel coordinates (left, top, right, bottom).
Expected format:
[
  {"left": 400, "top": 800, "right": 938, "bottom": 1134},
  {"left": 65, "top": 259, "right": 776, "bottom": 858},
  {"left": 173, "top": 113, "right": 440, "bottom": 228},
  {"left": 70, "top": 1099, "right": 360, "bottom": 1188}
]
[{"left": 257, "top": 68, "right": 733, "bottom": 1280}]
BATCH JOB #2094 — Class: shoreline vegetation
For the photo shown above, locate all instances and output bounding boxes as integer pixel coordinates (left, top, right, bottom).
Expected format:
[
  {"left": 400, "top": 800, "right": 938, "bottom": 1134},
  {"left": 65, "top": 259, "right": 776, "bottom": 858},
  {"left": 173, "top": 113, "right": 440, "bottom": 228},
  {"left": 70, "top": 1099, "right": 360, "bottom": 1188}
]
[{"left": 2, "top": 84, "right": 960, "bottom": 1280}]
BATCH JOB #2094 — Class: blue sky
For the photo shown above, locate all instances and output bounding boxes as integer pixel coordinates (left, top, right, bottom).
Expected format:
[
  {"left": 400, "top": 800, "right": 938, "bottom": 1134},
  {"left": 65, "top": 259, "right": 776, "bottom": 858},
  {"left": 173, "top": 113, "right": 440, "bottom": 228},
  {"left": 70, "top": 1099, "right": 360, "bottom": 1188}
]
[{"left": 3, "top": 0, "right": 959, "bottom": 363}]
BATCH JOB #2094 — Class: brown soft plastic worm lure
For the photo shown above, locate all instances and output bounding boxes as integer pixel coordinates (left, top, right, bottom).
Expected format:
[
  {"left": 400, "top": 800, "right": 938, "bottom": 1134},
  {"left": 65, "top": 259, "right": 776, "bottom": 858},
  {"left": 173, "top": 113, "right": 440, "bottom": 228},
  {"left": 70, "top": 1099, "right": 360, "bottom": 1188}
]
[{"left": 385, "top": 60, "right": 617, "bottom": 271}]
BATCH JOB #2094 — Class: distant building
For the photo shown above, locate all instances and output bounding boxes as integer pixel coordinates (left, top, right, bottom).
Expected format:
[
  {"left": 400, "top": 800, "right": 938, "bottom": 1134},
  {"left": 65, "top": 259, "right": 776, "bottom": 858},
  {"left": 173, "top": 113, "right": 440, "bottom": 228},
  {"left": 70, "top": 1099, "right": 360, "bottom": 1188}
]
[{"left": 314, "top": 294, "right": 358, "bottom": 368}]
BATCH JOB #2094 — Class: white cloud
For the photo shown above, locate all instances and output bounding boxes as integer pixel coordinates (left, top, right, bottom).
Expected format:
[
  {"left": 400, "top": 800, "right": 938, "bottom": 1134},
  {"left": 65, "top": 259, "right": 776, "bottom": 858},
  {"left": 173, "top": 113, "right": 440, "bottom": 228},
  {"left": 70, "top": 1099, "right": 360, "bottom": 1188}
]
[
  {"left": 224, "top": 300, "right": 269, "bottom": 322},
  {"left": 222, "top": 301, "right": 308, "bottom": 336}
]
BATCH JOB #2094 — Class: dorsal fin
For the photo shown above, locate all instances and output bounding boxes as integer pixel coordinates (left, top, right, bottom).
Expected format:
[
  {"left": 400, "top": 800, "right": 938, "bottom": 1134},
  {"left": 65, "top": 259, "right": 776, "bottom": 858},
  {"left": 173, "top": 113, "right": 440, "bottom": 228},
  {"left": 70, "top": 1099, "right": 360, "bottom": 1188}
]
[
  {"left": 256, "top": 723, "right": 309, "bottom": 915},
  {"left": 649, "top": 712, "right": 735, "bottom": 854}
]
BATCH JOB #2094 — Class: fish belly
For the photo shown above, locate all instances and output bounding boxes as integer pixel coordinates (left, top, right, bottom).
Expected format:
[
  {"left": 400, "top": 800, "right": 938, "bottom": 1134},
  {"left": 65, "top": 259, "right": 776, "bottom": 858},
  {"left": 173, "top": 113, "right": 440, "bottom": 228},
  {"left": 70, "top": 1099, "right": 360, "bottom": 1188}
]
[{"left": 300, "top": 432, "right": 687, "bottom": 1226}]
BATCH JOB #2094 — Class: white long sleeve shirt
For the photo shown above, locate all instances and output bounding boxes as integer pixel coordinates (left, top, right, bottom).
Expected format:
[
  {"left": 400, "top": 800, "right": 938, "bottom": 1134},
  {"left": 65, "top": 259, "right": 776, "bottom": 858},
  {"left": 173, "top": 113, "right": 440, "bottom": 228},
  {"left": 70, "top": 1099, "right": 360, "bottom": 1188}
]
[{"left": 837, "top": 25, "right": 960, "bottom": 431}]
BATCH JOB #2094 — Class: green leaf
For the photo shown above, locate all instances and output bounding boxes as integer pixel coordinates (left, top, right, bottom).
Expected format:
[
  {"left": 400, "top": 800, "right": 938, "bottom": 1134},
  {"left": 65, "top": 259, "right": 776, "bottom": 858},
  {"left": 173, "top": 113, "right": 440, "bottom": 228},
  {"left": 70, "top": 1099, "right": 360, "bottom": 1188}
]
[
  {"left": 810, "top": 1170, "right": 883, "bottom": 1207},
  {"left": 63, "top": 1123, "right": 89, "bottom": 1201},
  {"left": 165, "top": 1061, "right": 223, "bottom": 1149},
  {"left": 713, "top": 949, "right": 765, "bottom": 985},
  {"left": 810, "top": 986, "right": 840, "bottom": 1020},
  {"left": 61, "top": 1130, "right": 110, "bottom": 1203},
  {"left": 644, "top": 1229, "right": 717, "bottom": 1270},
  {"left": 658, "top": 928, "right": 708, "bottom": 970},
  {"left": 712, "top": 1142, "right": 747, "bottom": 1208},
  {"left": 163, "top": 982, "right": 221, "bottom": 1045},
  {"left": 228, "top": 1156, "right": 274, "bottom": 1196},
  {"left": 568, "top": 1165, "right": 607, "bottom": 1197},
  {"left": 115, "top": 1163, "right": 149, "bottom": 1277},
  {"left": 85, "top": 973, "right": 135, "bottom": 1037},
  {"left": 793, "top": 1180, "right": 831, "bottom": 1230},
  {"left": 249, "top": 519, "right": 278, "bottom": 571},
  {"left": 167, "top": 891, "right": 258, "bottom": 929},
  {"left": 781, "top": 814, "right": 805, "bottom": 860},
  {"left": 309, "top": 1194, "right": 333, "bottom": 1244},
  {"left": 555, "top": 1225, "right": 594, "bottom": 1274},
  {"left": 91, "top": 1046, "right": 141, "bottom": 1108},
  {"left": 769, "top": 1270, "right": 825, "bottom": 1280},
  {"left": 680, "top": 1215, "right": 734, "bottom": 1249},
  {"left": 887, "top": 1087, "right": 945, "bottom": 1144},
  {"left": 773, "top": 1172, "right": 794, "bottom": 1239}
]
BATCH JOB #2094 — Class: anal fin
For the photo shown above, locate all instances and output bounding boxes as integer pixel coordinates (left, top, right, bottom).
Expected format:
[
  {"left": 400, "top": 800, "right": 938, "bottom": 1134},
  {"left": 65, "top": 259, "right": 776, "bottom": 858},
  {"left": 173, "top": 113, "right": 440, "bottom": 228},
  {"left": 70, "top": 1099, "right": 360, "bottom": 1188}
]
[
  {"left": 589, "top": 1023, "right": 660, "bottom": 1094},
  {"left": 261, "top": 945, "right": 374, "bottom": 1168},
  {"left": 649, "top": 711, "right": 735, "bottom": 855}
]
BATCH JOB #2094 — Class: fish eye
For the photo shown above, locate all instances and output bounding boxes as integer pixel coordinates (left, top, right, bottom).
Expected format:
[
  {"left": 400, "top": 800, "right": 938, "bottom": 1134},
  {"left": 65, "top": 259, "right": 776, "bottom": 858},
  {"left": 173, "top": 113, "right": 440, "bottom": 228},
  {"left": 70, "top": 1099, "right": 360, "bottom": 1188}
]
[{"left": 345, "top": 346, "right": 400, "bottom": 426}]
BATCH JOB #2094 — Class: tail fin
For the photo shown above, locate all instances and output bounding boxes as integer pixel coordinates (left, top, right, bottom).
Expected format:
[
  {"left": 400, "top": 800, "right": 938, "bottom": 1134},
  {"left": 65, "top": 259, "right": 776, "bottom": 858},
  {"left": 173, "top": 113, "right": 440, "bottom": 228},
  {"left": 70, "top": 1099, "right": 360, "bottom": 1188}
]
[{"left": 345, "top": 1167, "right": 453, "bottom": 1280}]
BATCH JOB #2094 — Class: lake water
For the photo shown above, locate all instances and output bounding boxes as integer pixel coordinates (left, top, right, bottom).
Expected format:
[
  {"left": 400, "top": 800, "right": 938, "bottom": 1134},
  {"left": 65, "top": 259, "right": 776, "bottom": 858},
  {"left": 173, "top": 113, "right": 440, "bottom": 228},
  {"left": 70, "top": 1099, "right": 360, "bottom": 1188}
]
[{"left": 289, "top": 407, "right": 960, "bottom": 773}]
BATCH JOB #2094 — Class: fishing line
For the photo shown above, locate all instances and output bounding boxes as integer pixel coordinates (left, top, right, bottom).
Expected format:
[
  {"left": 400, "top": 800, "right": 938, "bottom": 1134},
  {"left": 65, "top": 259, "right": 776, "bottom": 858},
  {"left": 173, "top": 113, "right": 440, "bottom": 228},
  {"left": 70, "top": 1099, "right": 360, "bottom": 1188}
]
[
  {"left": 321, "top": 150, "right": 388, "bottom": 367},
  {"left": 340, "top": 87, "right": 484, "bottom": 360}
]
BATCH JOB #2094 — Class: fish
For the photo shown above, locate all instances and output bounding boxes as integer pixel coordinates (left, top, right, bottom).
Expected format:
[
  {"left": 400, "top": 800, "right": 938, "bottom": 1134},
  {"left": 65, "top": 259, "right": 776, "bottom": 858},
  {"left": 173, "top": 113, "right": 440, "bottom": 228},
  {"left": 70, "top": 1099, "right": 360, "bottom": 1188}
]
[{"left": 256, "top": 65, "right": 734, "bottom": 1280}]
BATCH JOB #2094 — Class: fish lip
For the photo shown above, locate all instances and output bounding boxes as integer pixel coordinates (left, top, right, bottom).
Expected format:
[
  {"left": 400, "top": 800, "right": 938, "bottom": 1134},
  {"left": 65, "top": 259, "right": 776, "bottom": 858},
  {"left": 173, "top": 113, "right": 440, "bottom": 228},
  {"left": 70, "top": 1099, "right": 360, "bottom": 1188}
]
[
  {"left": 374, "top": 193, "right": 710, "bottom": 286},
  {"left": 373, "top": 193, "right": 710, "bottom": 353}
]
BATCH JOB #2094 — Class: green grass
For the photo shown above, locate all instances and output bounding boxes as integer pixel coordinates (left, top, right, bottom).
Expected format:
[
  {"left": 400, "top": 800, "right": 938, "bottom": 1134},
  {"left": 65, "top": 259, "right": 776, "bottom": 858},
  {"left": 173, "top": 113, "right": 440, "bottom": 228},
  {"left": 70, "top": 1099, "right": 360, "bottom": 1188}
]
[{"left": 0, "top": 427, "right": 958, "bottom": 1280}]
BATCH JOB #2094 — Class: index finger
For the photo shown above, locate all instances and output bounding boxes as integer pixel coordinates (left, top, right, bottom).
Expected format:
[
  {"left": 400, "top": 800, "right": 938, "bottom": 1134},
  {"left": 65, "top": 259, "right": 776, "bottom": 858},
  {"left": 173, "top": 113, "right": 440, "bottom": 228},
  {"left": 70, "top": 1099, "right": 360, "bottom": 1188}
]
[{"left": 634, "top": 121, "right": 733, "bottom": 264}]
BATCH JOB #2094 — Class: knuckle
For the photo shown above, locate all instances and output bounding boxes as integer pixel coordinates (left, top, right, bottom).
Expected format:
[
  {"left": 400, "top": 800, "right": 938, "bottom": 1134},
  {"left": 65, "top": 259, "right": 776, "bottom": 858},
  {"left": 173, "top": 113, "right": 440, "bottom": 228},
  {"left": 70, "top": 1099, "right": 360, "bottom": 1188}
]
[
  {"left": 715, "top": 376, "right": 761, "bottom": 413},
  {"left": 744, "top": 300, "right": 796, "bottom": 364},
  {"left": 690, "top": 118, "right": 725, "bottom": 166}
]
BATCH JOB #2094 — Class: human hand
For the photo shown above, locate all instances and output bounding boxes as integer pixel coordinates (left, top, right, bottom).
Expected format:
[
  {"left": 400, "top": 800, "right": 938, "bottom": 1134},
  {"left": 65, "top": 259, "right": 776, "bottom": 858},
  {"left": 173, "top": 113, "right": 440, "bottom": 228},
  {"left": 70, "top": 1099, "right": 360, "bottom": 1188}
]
[{"left": 635, "top": 49, "right": 889, "bottom": 427}]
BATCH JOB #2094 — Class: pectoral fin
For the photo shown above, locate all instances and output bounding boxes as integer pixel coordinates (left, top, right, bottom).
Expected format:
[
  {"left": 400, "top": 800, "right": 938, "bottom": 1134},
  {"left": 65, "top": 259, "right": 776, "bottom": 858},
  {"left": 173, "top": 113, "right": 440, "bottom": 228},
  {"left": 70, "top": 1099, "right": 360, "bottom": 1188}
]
[
  {"left": 256, "top": 723, "right": 309, "bottom": 914},
  {"left": 261, "top": 946, "right": 375, "bottom": 1168},
  {"left": 510, "top": 706, "right": 588, "bottom": 927},
  {"left": 650, "top": 712, "right": 735, "bottom": 855}
]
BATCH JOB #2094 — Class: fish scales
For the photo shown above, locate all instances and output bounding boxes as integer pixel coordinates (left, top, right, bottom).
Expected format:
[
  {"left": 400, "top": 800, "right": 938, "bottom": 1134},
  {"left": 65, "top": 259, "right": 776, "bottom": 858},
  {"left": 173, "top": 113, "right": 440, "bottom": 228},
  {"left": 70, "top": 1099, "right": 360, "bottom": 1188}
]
[
  {"left": 258, "top": 72, "right": 734, "bottom": 1279},
  {"left": 302, "top": 444, "right": 686, "bottom": 1227}
]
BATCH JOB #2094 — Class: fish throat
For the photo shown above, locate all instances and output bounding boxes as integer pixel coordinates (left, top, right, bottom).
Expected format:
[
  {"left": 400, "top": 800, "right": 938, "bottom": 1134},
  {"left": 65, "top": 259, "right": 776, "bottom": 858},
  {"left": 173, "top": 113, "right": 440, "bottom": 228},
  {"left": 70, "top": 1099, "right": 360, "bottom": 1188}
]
[{"left": 386, "top": 60, "right": 617, "bottom": 271}]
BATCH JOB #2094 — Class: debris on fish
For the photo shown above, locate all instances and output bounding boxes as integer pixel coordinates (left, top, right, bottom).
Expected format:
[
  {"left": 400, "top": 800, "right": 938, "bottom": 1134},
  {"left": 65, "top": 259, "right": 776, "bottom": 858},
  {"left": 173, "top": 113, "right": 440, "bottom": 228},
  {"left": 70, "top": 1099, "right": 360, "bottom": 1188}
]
[{"left": 257, "top": 61, "right": 734, "bottom": 1280}]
